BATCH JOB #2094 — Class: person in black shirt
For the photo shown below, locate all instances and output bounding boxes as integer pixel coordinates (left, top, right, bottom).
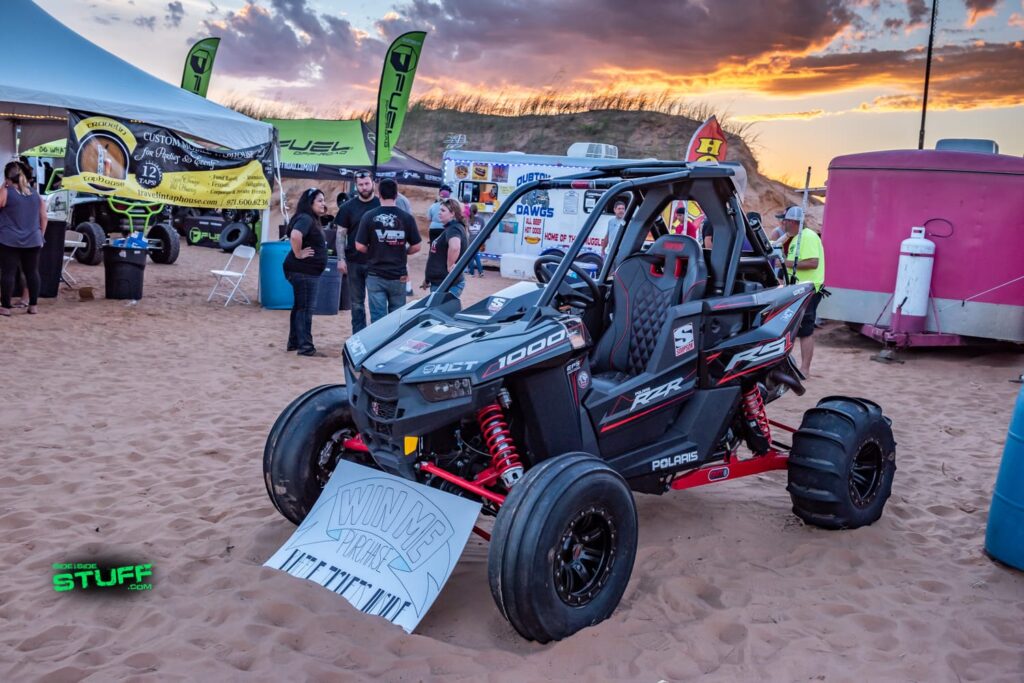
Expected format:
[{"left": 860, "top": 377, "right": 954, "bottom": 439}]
[
  {"left": 283, "top": 188, "right": 328, "bottom": 356},
  {"left": 355, "top": 179, "right": 421, "bottom": 323},
  {"left": 422, "top": 198, "right": 467, "bottom": 299},
  {"left": 333, "top": 172, "right": 379, "bottom": 333}
]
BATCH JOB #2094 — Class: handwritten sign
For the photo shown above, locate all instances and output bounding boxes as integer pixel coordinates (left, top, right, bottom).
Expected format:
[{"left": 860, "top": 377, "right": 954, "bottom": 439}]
[{"left": 265, "top": 461, "right": 481, "bottom": 633}]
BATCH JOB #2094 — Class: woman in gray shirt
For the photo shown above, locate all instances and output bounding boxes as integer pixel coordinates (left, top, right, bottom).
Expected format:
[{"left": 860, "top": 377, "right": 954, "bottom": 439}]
[{"left": 0, "top": 161, "right": 47, "bottom": 316}]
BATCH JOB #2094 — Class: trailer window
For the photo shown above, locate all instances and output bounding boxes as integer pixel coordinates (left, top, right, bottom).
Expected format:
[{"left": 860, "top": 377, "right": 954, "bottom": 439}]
[
  {"left": 458, "top": 181, "right": 499, "bottom": 207},
  {"left": 583, "top": 190, "right": 631, "bottom": 214}
]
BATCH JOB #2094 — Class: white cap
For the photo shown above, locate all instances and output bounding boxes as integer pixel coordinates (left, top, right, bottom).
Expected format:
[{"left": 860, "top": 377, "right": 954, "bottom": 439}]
[{"left": 783, "top": 206, "right": 804, "bottom": 222}]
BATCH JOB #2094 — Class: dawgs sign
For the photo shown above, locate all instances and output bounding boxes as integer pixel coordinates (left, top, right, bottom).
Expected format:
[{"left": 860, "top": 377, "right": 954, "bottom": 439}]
[{"left": 62, "top": 110, "right": 274, "bottom": 209}]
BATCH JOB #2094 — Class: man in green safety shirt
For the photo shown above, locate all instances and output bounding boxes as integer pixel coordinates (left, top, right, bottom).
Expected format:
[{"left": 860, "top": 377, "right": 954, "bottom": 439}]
[{"left": 782, "top": 206, "right": 825, "bottom": 377}]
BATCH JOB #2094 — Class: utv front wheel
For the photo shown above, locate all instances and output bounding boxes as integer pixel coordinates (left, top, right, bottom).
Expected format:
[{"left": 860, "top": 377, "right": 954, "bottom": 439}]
[
  {"left": 787, "top": 396, "right": 896, "bottom": 529},
  {"left": 488, "top": 453, "right": 638, "bottom": 643},
  {"left": 263, "top": 384, "right": 374, "bottom": 524}
]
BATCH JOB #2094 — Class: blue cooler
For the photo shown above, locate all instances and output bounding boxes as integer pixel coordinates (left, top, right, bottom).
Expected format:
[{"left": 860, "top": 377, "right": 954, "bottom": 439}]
[
  {"left": 260, "top": 240, "right": 293, "bottom": 310},
  {"left": 985, "top": 384, "right": 1024, "bottom": 570}
]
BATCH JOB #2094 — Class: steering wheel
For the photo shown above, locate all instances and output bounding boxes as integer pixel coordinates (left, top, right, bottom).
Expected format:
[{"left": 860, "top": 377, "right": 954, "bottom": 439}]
[{"left": 533, "top": 254, "right": 601, "bottom": 309}]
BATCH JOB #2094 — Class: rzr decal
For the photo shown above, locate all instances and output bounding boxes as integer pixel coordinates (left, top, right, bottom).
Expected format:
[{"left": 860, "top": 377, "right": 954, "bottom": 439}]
[{"left": 631, "top": 377, "right": 685, "bottom": 411}]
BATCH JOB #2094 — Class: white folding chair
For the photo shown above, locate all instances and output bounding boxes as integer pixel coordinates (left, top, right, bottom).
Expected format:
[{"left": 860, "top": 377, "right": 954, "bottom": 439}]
[
  {"left": 207, "top": 245, "right": 256, "bottom": 306},
  {"left": 62, "top": 230, "right": 86, "bottom": 287}
]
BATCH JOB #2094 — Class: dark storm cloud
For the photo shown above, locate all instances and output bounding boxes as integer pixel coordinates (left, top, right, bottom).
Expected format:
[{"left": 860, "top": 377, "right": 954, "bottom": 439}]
[
  {"left": 375, "top": 0, "right": 857, "bottom": 77},
  {"left": 767, "top": 42, "right": 1024, "bottom": 108},
  {"left": 202, "top": 0, "right": 384, "bottom": 81},
  {"left": 165, "top": 1, "right": 185, "bottom": 29},
  {"left": 963, "top": 0, "right": 1000, "bottom": 25}
]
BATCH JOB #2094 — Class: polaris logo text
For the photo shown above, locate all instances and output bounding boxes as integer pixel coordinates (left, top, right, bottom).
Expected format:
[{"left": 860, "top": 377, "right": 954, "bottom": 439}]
[
  {"left": 515, "top": 205, "right": 554, "bottom": 218},
  {"left": 631, "top": 378, "right": 685, "bottom": 411},
  {"left": 651, "top": 451, "right": 698, "bottom": 471},
  {"left": 723, "top": 337, "right": 788, "bottom": 373},
  {"left": 496, "top": 329, "right": 567, "bottom": 371}
]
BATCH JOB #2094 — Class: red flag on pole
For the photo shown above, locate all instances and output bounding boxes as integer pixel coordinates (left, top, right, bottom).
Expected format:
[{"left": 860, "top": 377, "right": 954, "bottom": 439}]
[{"left": 671, "top": 116, "right": 728, "bottom": 240}]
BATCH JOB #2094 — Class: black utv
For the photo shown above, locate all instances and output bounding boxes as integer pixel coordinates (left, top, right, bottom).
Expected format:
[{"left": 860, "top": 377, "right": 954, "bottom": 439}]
[{"left": 263, "top": 161, "right": 896, "bottom": 642}]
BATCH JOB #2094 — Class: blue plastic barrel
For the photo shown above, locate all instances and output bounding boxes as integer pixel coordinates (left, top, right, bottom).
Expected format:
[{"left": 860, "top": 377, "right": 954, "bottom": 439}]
[
  {"left": 260, "top": 240, "right": 293, "bottom": 310},
  {"left": 313, "top": 258, "right": 341, "bottom": 316},
  {"left": 985, "top": 384, "right": 1024, "bottom": 570}
]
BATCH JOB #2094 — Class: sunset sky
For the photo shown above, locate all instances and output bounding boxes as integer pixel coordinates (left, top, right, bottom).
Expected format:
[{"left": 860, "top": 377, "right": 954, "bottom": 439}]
[{"left": 38, "top": 0, "right": 1024, "bottom": 185}]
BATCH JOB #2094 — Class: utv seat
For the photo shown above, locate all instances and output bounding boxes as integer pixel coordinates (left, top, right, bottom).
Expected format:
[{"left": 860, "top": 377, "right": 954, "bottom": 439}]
[{"left": 591, "top": 234, "right": 706, "bottom": 379}]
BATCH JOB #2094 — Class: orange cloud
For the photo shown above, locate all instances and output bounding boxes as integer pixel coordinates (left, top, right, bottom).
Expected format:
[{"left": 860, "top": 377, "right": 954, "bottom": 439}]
[{"left": 734, "top": 110, "right": 828, "bottom": 122}]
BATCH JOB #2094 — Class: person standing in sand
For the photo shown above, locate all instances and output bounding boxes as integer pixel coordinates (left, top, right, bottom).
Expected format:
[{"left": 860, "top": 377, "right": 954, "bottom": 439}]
[
  {"left": 421, "top": 198, "right": 467, "bottom": 299},
  {"left": 355, "top": 179, "right": 421, "bottom": 323},
  {"left": 334, "top": 172, "right": 380, "bottom": 334},
  {"left": 782, "top": 206, "right": 825, "bottom": 376},
  {"left": 283, "top": 188, "right": 328, "bottom": 356},
  {"left": 0, "top": 161, "right": 47, "bottom": 316}
]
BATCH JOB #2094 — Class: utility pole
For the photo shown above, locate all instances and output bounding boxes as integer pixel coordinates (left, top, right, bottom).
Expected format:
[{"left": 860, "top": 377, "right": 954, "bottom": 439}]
[{"left": 918, "top": 0, "right": 939, "bottom": 150}]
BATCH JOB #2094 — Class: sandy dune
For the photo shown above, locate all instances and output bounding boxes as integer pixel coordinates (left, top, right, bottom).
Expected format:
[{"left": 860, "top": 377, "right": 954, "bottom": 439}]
[{"left": 1, "top": 242, "right": 1022, "bottom": 682}]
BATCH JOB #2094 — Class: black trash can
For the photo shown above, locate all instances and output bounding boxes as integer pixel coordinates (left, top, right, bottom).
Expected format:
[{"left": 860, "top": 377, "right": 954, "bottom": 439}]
[
  {"left": 103, "top": 245, "right": 147, "bottom": 300},
  {"left": 313, "top": 258, "right": 342, "bottom": 315},
  {"left": 38, "top": 221, "right": 67, "bottom": 298}
]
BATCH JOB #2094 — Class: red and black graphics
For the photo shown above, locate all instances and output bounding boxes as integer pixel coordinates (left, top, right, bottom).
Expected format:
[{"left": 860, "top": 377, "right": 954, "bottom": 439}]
[{"left": 594, "top": 370, "right": 697, "bottom": 435}]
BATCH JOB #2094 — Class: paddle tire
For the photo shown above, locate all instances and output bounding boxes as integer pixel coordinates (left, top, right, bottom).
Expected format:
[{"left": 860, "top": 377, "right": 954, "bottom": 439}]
[
  {"left": 75, "top": 221, "right": 106, "bottom": 265},
  {"left": 787, "top": 396, "right": 896, "bottom": 530},
  {"left": 488, "top": 452, "right": 638, "bottom": 643},
  {"left": 263, "top": 384, "right": 375, "bottom": 525},
  {"left": 147, "top": 223, "right": 180, "bottom": 264},
  {"left": 219, "top": 222, "right": 252, "bottom": 252}
]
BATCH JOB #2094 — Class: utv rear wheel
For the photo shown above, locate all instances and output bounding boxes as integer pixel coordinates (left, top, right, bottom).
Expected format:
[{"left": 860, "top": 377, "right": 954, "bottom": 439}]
[
  {"left": 263, "top": 384, "right": 374, "bottom": 525},
  {"left": 787, "top": 396, "right": 896, "bottom": 529},
  {"left": 75, "top": 221, "right": 106, "bottom": 265},
  {"left": 488, "top": 453, "right": 638, "bottom": 643}
]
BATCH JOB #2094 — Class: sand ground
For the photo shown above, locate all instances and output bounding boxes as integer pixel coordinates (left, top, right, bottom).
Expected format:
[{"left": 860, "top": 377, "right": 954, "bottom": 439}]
[{"left": 1, "top": 242, "right": 1022, "bottom": 682}]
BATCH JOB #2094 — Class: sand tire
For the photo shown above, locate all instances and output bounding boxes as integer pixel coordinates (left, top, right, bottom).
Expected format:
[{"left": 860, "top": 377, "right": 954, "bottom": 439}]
[{"left": 787, "top": 396, "right": 896, "bottom": 529}]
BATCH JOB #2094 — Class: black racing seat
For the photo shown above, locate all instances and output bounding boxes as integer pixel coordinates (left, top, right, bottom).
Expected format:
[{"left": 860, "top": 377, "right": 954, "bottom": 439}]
[{"left": 592, "top": 235, "right": 707, "bottom": 377}]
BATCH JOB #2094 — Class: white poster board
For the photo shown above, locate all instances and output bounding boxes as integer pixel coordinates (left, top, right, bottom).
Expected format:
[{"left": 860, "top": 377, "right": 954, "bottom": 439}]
[{"left": 265, "top": 461, "right": 482, "bottom": 633}]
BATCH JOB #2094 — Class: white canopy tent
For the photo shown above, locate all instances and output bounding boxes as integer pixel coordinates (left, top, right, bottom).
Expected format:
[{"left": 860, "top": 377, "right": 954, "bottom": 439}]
[{"left": 1, "top": 0, "right": 273, "bottom": 163}]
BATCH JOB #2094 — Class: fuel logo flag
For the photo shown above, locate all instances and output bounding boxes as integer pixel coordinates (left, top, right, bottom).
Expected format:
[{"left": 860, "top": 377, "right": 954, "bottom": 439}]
[
  {"left": 375, "top": 31, "right": 427, "bottom": 168},
  {"left": 181, "top": 37, "right": 220, "bottom": 98}
]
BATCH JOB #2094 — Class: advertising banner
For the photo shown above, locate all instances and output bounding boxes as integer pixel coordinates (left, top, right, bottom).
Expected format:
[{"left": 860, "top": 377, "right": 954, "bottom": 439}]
[
  {"left": 62, "top": 110, "right": 273, "bottom": 209},
  {"left": 375, "top": 31, "right": 427, "bottom": 166},
  {"left": 675, "top": 115, "right": 729, "bottom": 237},
  {"left": 265, "top": 460, "right": 480, "bottom": 633},
  {"left": 181, "top": 37, "right": 220, "bottom": 98}
]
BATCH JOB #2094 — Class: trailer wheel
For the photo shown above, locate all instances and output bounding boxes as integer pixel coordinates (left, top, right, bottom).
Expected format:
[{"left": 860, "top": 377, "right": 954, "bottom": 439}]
[
  {"left": 787, "top": 396, "right": 896, "bottom": 529},
  {"left": 147, "top": 223, "right": 180, "bottom": 264},
  {"left": 75, "top": 221, "right": 106, "bottom": 265},
  {"left": 263, "top": 384, "right": 375, "bottom": 524},
  {"left": 488, "top": 452, "right": 637, "bottom": 642}
]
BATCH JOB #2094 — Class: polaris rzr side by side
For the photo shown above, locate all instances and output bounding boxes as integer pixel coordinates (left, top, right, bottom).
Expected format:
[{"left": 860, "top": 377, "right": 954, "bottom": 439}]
[{"left": 264, "top": 161, "right": 896, "bottom": 642}]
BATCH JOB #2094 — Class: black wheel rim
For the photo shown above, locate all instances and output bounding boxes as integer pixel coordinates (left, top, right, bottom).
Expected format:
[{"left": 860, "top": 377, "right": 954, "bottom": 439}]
[
  {"left": 849, "top": 440, "right": 884, "bottom": 507},
  {"left": 554, "top": 506, "right": 616, "bottom": 607}
]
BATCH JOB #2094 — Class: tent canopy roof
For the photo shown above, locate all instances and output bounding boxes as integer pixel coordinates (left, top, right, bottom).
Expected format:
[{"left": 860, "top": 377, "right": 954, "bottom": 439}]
[{"left": 2, "top": 0, "right": 272, "bottom": 151}]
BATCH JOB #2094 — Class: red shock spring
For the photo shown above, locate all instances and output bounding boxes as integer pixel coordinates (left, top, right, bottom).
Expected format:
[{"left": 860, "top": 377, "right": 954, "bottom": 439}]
[
  {"left": 476, "top": 403, "right": 524, "bottom": 487},
  {"left": 741, "top": 386, "right": 772, "bottom": 444}
]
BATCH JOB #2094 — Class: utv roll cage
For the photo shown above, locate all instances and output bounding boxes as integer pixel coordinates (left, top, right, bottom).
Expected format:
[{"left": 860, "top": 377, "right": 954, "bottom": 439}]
[{"left": 427, "top": 162, "right": 777, "bottom": 318}]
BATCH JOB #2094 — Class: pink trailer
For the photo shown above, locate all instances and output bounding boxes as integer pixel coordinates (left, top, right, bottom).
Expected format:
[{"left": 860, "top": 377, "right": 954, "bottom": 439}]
[{"left": 819, "top": 149, "right": 1024, "bottom": 345}]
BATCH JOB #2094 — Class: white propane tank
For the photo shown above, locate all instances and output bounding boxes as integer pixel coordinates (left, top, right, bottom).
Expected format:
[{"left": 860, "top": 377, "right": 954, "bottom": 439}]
[{"left": 891, "top": 226, "right": 935, "bottom": 334}]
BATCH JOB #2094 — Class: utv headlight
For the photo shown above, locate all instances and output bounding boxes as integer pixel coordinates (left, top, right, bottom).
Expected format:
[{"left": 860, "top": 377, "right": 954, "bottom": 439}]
[{"left": 418, "top": 377, "right": 472, "bottom": 402}]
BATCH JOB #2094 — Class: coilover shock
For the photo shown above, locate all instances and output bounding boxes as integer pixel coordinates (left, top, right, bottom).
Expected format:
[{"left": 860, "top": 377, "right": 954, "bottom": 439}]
[
  {"left": 741, "top": 385, "right": 772, "bottom": 453},
  {"left": 476, "top": 395, "right": 524, "bottom": 488}
]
